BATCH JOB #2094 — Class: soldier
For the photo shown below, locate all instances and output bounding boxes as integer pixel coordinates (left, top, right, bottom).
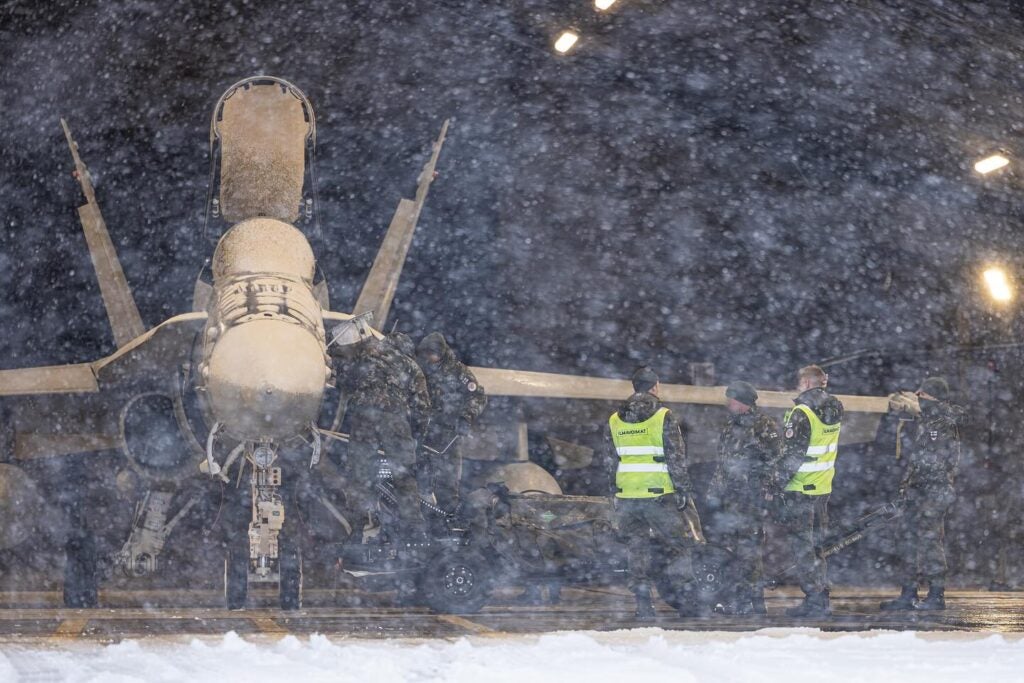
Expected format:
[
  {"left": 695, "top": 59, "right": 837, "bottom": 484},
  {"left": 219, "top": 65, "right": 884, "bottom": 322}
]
[
  {"left": 415, "top": 332, "right": 487, "bottom": 515},
  {"left": 330, "top": 323, "right": 431, "bottom": 540},
  {"left": 708, "top": 380, "right": 783, "bottom": 615},
  {"left": 387, "top": 331, "right": 432, "bottom": 441},
  {"left": 604, "top": 366, "right": 705, "bottom": 620},
  {"left": 776, "top": 364, "right": 844, "bottom": 617},
  {"left": 880, "top": 376, "right": 962, "bottom": 611}
]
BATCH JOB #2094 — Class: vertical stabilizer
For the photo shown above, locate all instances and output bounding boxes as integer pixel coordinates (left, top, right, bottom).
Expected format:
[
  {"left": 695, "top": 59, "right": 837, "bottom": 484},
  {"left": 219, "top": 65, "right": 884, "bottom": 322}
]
[
  {"left": 353, "top": 119, "right": 450, "bottom": 328},
  {"left": 61, "top": 119, "right": 146, "bottom": 348}
]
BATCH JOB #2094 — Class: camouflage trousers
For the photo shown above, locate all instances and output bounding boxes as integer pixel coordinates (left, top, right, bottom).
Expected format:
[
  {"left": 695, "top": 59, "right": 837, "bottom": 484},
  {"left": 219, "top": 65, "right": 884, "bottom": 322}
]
[
  {"left": 776, "top": 493, "right": 830, "bottom": 595},
  {"left": 613, "top": 494, "right": 696, "bottom": 593},
  {"left": 418, "top": 422, "right": 463, "bottom": 514},
  {"left": 895, "top": 486, "right": 954, "bottom": 586},
  {"left": 714, "top": 501, "right": 767, "bottom": 598},
  {"left": 344, "top": 405, "right": 422, "bottom": 535}
]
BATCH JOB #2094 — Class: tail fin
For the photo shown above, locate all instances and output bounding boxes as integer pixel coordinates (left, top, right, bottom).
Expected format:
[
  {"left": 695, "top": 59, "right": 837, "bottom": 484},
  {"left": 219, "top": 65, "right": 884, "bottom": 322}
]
[
  {"left": 353, "top": 120, "right": 450, "bottom": 328},
  {"left": 61, "top": 119, "right": 145, "bottom": 348}
]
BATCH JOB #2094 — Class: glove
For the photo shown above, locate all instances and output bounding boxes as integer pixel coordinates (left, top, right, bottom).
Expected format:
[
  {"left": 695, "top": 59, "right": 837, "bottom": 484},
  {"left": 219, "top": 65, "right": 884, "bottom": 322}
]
[
  {"left": 888, "top": 390, "right": 921, "bottom": 418},
  {"left": 456, "top": 419, "right": 472, "bottom": 436}
]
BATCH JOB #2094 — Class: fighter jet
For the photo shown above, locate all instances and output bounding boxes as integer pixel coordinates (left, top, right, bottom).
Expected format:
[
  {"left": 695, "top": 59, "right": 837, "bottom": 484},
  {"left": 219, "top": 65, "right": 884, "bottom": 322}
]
[{"left": 0, "top": 76, "right": 889, "bottom": 608}]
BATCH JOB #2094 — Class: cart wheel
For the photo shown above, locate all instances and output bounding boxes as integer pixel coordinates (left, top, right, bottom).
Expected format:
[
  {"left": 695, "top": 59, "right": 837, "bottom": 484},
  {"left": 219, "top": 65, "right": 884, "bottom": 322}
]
[
  {"left": 417, "top": 547, "right": 494, "bottom": 614},
  {"left": 656, "top": 544, "right": 734, "bottom": 613}
]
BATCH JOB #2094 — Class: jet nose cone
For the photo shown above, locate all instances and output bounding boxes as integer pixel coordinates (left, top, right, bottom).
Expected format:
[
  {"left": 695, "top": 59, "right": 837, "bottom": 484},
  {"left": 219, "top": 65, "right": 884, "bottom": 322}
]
[{"left": 206, "top": 320, "right": 327, "bottom": 440}]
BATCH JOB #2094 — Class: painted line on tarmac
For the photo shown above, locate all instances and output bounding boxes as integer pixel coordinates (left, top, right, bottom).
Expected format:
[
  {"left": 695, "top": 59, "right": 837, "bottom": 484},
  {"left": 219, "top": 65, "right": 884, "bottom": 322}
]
[
  {"left": 52, "top": 618, "right": 89, "bottom": 637},
  {"left": 249, "top": 617, "right": 287, "bottom": 634},
  {"left": 435, "top": 614, "right": 498, "bottom": 635}
]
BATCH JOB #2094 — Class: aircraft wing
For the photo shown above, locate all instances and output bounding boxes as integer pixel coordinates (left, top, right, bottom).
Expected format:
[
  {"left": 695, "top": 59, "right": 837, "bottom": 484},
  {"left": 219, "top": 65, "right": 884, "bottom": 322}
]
[
  {"left": 61, "top": 119, "right": 146, "bottom": 348},
  {"left": 0, "top": 313, "right": 207, "bottom": 461},
  {"left": 90, "top": 312, "right": 206, "bottom": 386},
  {"left": 0, "top": 121, "right": 208, "bottom": 463},
  {"left": 470, "top": 366, "right": 888, "bottom": 445},
  {"left": 352, "top": 120, "right": 450, "bottom": 329},
  {"left": 0, "top": 364, "right": 99, "bottom": 396}
]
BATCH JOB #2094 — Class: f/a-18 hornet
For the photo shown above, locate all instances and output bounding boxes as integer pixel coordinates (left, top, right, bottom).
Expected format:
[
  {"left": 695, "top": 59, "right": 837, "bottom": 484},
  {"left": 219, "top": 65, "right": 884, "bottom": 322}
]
[{"left": 0, "top": 76, "right": 888, "bottom": 608}]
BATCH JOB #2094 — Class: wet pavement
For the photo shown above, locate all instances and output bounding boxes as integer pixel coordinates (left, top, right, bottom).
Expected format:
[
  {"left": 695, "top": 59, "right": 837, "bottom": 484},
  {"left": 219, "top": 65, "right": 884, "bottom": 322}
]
[{"left": 1, "top": 586, "right": 1023, "bottom": 640}]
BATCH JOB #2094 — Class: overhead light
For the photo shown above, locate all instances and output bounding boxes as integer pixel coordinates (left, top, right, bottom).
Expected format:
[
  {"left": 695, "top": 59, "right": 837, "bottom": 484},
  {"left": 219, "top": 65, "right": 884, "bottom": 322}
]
[
  {"left": 975, "top": 153, "right": 1010, "bottom": 175},
  {"left": 595, "top": 0, "right": 618, "bottom": 9},
  {"left": 983, "top": 266, "right": 1013, "bottom": 303},
  {"left": 554, "top": 30, "right": 579, "bottom": 54}
]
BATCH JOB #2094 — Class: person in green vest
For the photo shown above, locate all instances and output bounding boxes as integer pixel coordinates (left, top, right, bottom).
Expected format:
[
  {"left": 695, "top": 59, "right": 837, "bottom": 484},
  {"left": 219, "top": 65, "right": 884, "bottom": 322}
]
[
  {"left": 776, "top": 364, "right": 844, "bottom": 617},
  {"left": 604, "top": 366, "right": 706, "bottom": 620}
]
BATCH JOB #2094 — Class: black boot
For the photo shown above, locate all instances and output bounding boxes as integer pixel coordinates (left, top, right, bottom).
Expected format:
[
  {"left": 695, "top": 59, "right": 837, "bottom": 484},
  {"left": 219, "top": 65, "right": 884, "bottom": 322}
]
[
  {"left": 750, "top": 586, "right": 768, "bottom": 616},
  {"left": 915, "top": 583, "right": 945, "bottom": 611},
  {"left": 634, "top": 585, "right": 656, "bottom": 621},
  {"left": 880, "top": 584, "right": 918, "bottom": 611},
  {"left": 728, "top": 585, "right": 756, "bottom": 616},
  {"left": 785, "top": 590, "right": 831, "bottom": 617},
  {"left": 512, "top": 584, "right": 544, "bottom": 606}
]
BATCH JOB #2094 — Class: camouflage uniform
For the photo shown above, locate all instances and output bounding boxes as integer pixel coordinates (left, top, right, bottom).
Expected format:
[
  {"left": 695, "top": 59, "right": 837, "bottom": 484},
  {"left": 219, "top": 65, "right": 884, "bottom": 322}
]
[
  {"left": 416, "top": 332, "right": 487, "bottom": 513},
  {"left": 893, "top": 400, "right": 962, "bottom": 589},
  {"left": 709, "top": 407, "right": 782, "bottom": 609},
  {"left": 776, "top": 387, "right": 844, "bottom": 598},
  {"left": 331, "top": 336, "right": 431, "bottom": 537},
  {"left": 603, "top": 392, "right": 703, "bottom": 593}
]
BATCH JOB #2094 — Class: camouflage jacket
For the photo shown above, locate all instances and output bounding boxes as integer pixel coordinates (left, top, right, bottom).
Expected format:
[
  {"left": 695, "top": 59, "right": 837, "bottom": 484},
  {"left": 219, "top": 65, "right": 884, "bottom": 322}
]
[
  {"left": 419, "top": 333, "right": 487, "bottom": 430},
  {"left": 711, "top": 407, "right": 783, "bottom": 501},
  {"left": 899, "top": 400, "right": 962, "bottom": 491},
  {"left": 332, "top": 337, "right": 432, "bottom": 439}
]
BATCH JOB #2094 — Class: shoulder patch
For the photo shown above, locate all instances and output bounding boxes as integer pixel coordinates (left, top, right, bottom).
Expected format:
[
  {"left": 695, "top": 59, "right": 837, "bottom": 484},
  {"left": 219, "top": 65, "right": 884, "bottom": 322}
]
[
  {"left": 467, "top": 381, "right": 478, "bottom": 392},
  {"left": 785, "top": 427, "right": 794, "bottom": 439}
]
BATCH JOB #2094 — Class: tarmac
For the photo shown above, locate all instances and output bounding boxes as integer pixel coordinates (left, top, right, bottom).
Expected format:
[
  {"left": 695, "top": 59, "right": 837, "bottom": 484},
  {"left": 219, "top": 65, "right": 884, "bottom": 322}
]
[{"left": 0, "top": 586, "right": 1022, "bottom": 641}]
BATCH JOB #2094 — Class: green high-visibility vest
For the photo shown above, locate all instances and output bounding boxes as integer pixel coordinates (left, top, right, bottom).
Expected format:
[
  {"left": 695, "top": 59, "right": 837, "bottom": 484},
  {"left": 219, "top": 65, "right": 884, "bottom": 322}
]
[
  {"left": 609, "top": 407, "right": 675, "bottom": 499},
  {"left": 784, "top": 403, "right": 841, "bottom": 496}
]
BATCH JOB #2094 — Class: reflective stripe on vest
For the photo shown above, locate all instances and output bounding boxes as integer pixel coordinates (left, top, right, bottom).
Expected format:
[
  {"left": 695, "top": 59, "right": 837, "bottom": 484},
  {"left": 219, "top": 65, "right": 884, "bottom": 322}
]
[
  {"left": 784, "top": 403, "right": 841, "bottom": 496},
  {"left": 609, "top": 407, "right": 674, "bottom": 499}
]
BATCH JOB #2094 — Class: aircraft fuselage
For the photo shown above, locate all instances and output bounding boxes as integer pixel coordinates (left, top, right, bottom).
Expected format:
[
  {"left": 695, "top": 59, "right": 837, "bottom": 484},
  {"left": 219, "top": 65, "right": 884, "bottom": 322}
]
[{"left": 197, "top": 217, "right": 330, "bottom": 444}]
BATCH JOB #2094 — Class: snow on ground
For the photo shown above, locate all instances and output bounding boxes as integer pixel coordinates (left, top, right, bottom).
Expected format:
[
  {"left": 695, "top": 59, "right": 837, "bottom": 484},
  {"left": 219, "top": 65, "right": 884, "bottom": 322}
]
[{"left": 2, "top": 628, "right": 1023, "bottom": 683}]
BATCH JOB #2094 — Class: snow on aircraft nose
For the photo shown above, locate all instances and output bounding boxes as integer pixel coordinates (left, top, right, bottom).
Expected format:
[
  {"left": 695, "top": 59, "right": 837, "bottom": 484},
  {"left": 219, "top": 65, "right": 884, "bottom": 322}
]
[{"left": 206, "top": 319, "right": 326, "bottom": 441}]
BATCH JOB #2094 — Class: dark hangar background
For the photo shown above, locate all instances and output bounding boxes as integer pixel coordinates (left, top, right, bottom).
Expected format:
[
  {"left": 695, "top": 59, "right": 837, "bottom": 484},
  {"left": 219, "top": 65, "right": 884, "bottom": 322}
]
[{"left": 3, "top": 0, "right": 1024, "bottom": 395}]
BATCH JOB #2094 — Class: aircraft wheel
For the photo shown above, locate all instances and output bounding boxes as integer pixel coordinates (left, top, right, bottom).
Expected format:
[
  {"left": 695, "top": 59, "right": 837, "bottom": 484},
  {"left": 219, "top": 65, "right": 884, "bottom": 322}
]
[
  {"left": 62, "top": 534, "right": 99, "bottom": 608},
  {"left": 417, "top": 546, "right": 494, "bottom": 614}
]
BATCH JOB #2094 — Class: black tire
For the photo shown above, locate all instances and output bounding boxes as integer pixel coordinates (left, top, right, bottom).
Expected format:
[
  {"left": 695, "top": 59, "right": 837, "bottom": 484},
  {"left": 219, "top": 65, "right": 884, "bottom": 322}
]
[
  {"left": 655, "top": 544, "right": 734, "bottom": 613},
  {"left": 417, "top": 547, "right": 494, "bottom": 614},
  {"left": 279, "top": 544, "right": 303, "bottom": 610},
  {"left": 62, "top": 534, "right": 99, "bottom": 608},
  {"left": 225, "top": 546, "right": 248, "bottom": 610}
]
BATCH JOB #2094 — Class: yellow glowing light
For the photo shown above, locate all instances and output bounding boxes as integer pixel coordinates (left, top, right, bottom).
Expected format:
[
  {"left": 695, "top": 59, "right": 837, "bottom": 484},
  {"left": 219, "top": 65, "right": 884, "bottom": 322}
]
[
  {"left": 983, "top": 266, "right": 1014, "bottom": 303},
  {"left": 554, "top": 31, "right": 579, "bottom": 54},
  {"left": 595, "top": 0, "right": 618, "bottom": 10},
  {"left": 975, "top": 153, "right": 1010, "bottom": 175}
]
